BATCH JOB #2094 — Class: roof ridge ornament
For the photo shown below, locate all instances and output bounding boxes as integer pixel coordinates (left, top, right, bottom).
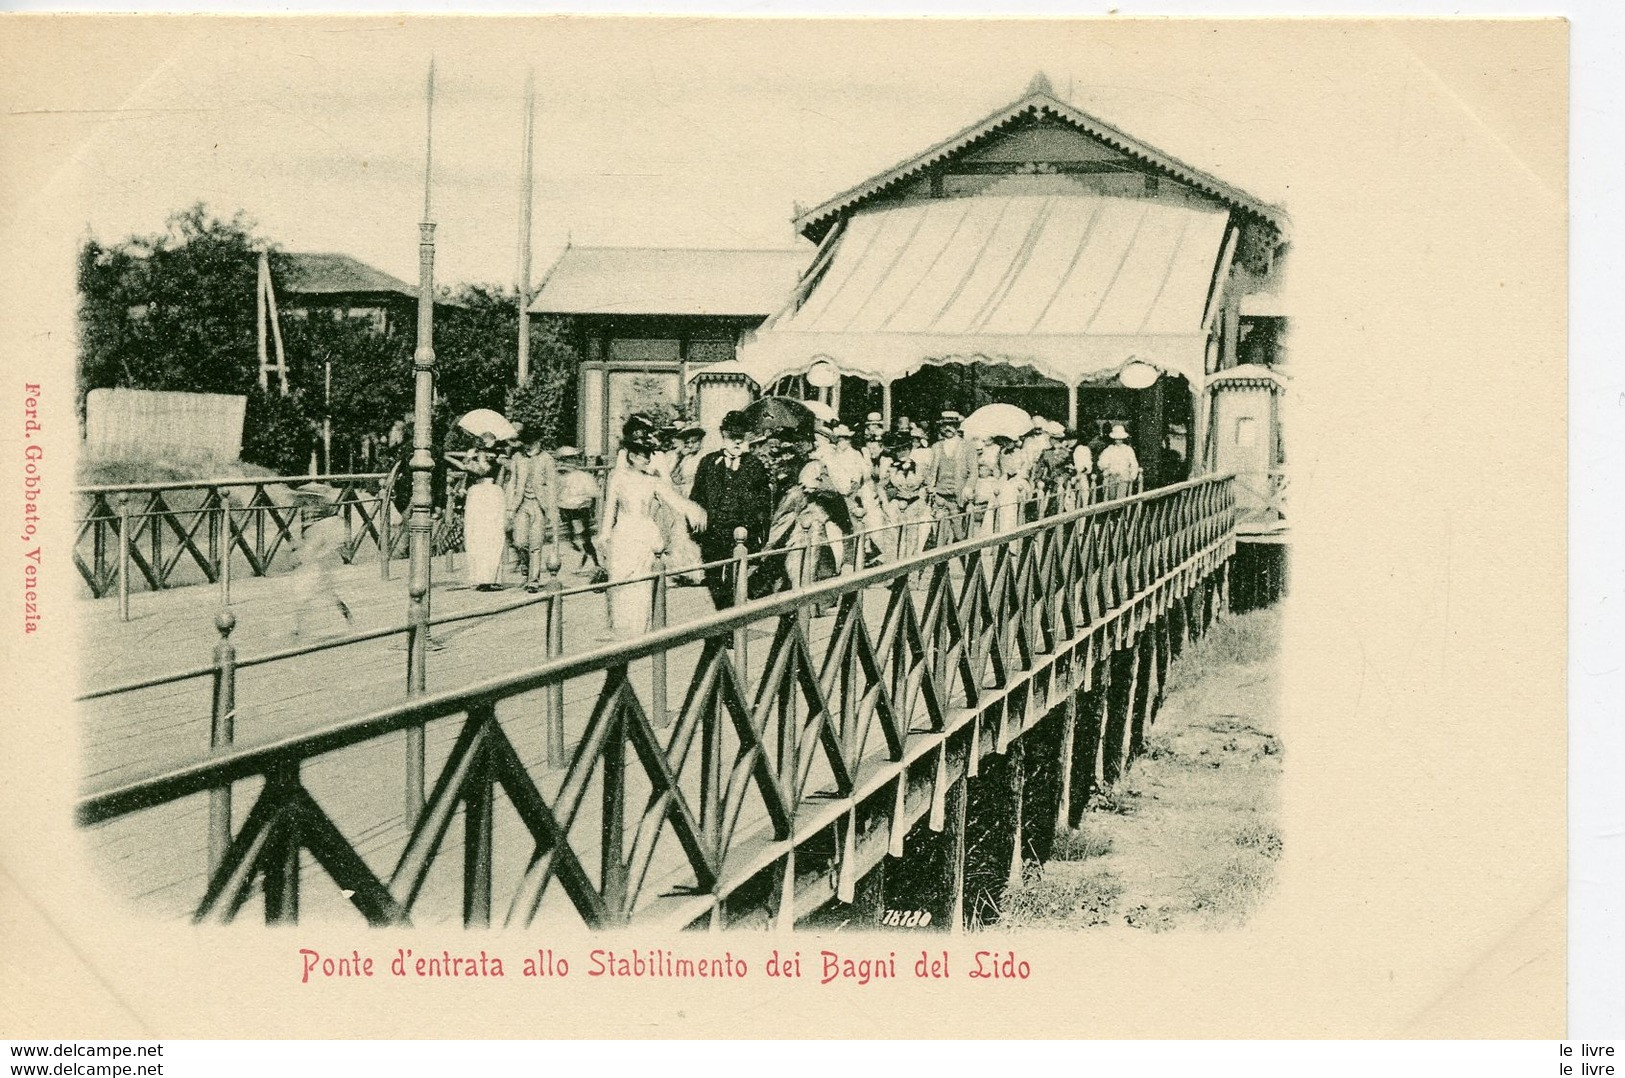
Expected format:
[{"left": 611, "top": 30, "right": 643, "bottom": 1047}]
[{"left": 1026, "top": 71, "right": 1054, "bottom": 96}]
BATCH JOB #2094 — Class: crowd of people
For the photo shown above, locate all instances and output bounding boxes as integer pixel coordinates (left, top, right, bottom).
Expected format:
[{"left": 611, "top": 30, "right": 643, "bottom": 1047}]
[
  {"left": 344, "top": 405, "right": 1148, "bottom": 641},
  {"left": 282, "top": 404, "right": 1151, "bottom": 640}
]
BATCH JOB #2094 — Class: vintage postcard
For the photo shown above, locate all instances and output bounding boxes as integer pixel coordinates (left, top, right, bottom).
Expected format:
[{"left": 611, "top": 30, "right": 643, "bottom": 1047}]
[{"left": 0, "top": 16, "right": 1565, "bottom": 1039}]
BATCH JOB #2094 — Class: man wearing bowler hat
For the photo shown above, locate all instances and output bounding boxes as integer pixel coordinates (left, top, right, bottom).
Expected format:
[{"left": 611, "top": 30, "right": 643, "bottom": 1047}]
[{"left": 689, "top": 410, "right": 773, "bottom": 611}]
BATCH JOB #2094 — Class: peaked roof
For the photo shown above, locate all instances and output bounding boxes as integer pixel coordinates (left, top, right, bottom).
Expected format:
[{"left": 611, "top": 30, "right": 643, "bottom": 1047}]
[
  {"left": 794, "top": 75, "right": 1289, "bottom": 242},
  {"left": 278, "top": 252, "right": 417, "bottom": 298},
  {"left": 530, "top": 245, "right": 811, "bottom": 317}
]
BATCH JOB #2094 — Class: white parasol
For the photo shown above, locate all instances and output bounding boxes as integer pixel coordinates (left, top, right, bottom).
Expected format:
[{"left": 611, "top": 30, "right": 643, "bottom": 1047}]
[
  {"left": 961, "top": 402, "right": 1034, "bottom": 442},
  {"left": 457, "top": 408, "right": 518, "bottom": 442}
]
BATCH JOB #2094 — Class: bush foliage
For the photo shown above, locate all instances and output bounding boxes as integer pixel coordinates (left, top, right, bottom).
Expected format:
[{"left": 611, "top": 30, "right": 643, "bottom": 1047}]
[{"left": 78, "top": 203, "right": 579, "bottom": 474}]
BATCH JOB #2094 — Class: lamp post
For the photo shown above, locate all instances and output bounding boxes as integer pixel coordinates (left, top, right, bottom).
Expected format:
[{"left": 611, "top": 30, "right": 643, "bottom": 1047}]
[{"left": 404, "top": 59, "right": 438, "bottom": 819}]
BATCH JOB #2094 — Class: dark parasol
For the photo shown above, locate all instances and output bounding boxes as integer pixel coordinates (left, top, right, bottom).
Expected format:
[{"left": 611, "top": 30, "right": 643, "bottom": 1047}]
[{"left": 739, "top": 396, "right": 818, "bottom": 443}]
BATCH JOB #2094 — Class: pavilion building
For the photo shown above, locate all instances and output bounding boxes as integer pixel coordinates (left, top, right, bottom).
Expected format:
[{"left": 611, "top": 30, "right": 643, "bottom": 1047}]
[{"left": 541, "top": 74, "right": 1288, "bottom": 527}]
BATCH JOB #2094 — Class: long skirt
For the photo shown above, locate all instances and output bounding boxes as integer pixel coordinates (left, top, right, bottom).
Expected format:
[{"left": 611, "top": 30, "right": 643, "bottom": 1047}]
[
  {"left": 891, "top": 498, "right": 932, "bottom": 560},
  {"left": 464, "top": 481, "right": 506, "bottom": 585},
  {"left": 603, "top": 515, "right": 663, "bottom": 633}
]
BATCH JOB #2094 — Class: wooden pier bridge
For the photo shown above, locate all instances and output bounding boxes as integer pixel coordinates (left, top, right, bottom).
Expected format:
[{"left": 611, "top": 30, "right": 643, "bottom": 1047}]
[{"left": 77, "top": 475, "right": 1242, "bottom": 931}]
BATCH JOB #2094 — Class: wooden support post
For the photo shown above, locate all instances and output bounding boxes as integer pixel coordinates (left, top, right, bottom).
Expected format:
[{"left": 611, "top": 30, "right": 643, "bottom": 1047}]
[
  {"left": 889, "top": 773, "right": 908, "bottom": 858},
  {"left": 837, "top": 809, "right": 858, "bottom": 904},
  {"left": 116, "top": 493, "right": 131, "bottom": 622},
  {"left": 378, "top": 479, "right": 392, "bottom": 580},
  {"left": 463, "top": 733, "right": 494, "bottom": 928},
  {"left": 1054, "top": 686, "right": 1077, "bottom": 834},
  {"left": 1006, "top": 737, "right": 1027, "bottom": 893},
  {"left": 262, "top": 768, "right": 300, "bottom": 925},
  {"left": 217, "top": 491, "right": 233, "bottom": 607},
  {"left": 544, "top": 557, "right": 566, "bottom": 766},
  {"left": 928, "top": 743, "right": 949, "bottom": 831},
  {"left": 206, "top": 488, "right": 221, "bottom": 584},
  {"left": 700, "top": 655, "right": 724, "bottom": 864},
  {"left": 1101, "top": 645, "right": 1135, "bottom": 789},
  {"left": 600, "top": 702, "right": 628, "bottom": 923},
  {"left": 773, "top": 844, "right": 798, "bottom": 931},
  {"left": 1129, "top": 631, "right": 1154, "bottom": 761},
  {"left": 650, "top": 547, "right": 669, "bottom": 728},
  {"left": 732, "top": 527, "right": 750, "bottom": 670},
  {"left": 847, "top": 501, "right": 865, "bottom": 572},
  {"left": 941, "top": 775, "right": 968, "bottom": 934},
  {"left": 208, "top": 611, "right": 237, "bottom": 881}
]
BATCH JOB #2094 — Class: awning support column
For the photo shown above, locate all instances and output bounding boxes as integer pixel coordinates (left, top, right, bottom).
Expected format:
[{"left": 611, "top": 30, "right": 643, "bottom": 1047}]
[
  {"left": 881, "top": 382, "right": 892, "bottom": 427},
  {"left": 1067, "top": 382, "right": 1078, "bottom": 429}
]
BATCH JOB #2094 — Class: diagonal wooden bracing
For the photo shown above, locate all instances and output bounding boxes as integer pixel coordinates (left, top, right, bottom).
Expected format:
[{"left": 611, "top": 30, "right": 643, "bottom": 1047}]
[{"left": 87, "top": 475, "right": 1240, "bottom": 930}]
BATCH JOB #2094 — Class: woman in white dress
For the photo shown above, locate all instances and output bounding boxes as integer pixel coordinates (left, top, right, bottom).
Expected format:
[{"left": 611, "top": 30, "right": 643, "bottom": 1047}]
[
  {"left": 448, "top": 435, "right": 507, "bottom": 591},
  {"left": 599, "top": 432, "right": 707, "bottom": 635}
]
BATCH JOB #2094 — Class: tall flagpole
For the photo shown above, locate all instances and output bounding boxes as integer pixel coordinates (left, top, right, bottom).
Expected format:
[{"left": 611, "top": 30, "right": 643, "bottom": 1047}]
[
  {"left": 516, "top": 68, "right": 536, "bottom": 386},
  {"left": 405, "top": 58, "right": 437, "bottom": 817}
]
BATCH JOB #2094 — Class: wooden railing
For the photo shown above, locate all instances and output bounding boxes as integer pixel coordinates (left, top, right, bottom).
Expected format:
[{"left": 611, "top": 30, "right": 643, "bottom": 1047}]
[
  {"left": 78, "top": 475, "right": 1236, "bottom": 930},
  {"left": 72, "top": 462, "right": 631, "bottom": 604},
  {"left": 73, "top": 472, "right": 403, "bottom": 601}
]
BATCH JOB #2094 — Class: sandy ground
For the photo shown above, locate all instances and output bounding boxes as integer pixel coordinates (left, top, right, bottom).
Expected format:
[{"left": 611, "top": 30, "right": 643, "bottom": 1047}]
[{"left": 1000, "top": 606, "right": 1283, "bottom": 931}]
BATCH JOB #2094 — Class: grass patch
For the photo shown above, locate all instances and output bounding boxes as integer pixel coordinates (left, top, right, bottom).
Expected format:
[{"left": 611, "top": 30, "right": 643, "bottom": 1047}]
[
  {"left": 78, "top": 457, "right": 280, "bottom": 487},
  {"left": 1052, "top": 828, "right": 1114, "bottom": 861},
  {"left": 1001, "top": 867, "right": 1123, "bottom": 929},
  {"left": 1188, "top": 853, "right": 1278, "bottom": 926},
  {"left": 1162, "top": 609, "right": 1280, "bottom": 698}
]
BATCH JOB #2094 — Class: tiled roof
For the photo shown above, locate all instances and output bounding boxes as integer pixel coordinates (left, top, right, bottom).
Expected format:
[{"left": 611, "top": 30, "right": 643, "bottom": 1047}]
[
  {"left": 530, "top": 246, "right": 811, "bottom": 317},
  {"left": 795, "top": 77, "right": 1289, "bottom": 242},
  {"left": 278, "top": 252, "right": 417, "bottom": 298}
]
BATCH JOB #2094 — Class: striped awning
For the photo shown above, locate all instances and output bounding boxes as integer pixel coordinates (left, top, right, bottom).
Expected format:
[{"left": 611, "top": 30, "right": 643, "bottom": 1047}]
[{"left": 737, "top": 194, "right": 1230, "bottom": 388}]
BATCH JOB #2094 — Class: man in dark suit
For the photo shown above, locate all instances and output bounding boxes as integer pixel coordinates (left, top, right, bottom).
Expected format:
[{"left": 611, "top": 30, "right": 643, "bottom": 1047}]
[{"left": 689, "top": 410, "right": 773, "bottom": 610}]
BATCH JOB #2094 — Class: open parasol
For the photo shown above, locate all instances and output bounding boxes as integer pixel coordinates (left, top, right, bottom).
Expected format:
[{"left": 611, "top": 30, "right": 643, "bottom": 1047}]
[
  {"left": 739, "top": 396, "right": 817, "bottom": 442},
  {"left": 961, "top": 402, "right": 1034, "bottom": 442},
  {"left": 457, "top": 408, "right": 518, "bottom": 442}
]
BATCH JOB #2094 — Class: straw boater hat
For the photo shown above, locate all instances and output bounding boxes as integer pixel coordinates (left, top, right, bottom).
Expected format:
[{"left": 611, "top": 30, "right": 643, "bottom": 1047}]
[
  {"left": 832, "top": 423, "right": 854, "bottom": 439},
  {"left": 940, "top": 410, "right": 963, "bottom": 424},
  {"left": 1110, "top": 424, "right": 1130, "bottom": 441},
  {"left": 865, "top": 412, "right": 884, "bottom": 425},
  {"left": 555, "top": 446, "right": 582, "bottom": 460}
]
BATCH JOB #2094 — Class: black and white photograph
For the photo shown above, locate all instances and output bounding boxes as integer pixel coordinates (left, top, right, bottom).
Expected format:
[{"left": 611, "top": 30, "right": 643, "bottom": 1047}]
[
  {"left": 68, "top": 46, "right": 1289, "bottom": 938},
  {"left": 0, "top": 14, "right": 1570, "bottom": 1042}
]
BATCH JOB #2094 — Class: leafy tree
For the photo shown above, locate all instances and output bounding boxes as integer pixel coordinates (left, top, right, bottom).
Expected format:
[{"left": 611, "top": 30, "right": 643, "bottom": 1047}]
[
  {"left": 77, "top": 204, "right": 573, "bottom": 473},
  {"left": 280, "top": 310, "right": 414, "bottom": 466},
  {"left": 77, "top": 204, "right": 266, "bottom": 406},
  {"left": 505, "top": 314, "right": 579, "bottom": 447},
  {"left": 77, "top": 203, "right": 313, "bottom": 471},
  {"left": 239, "top": 386, "right": 314, "bottom": 476}
]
